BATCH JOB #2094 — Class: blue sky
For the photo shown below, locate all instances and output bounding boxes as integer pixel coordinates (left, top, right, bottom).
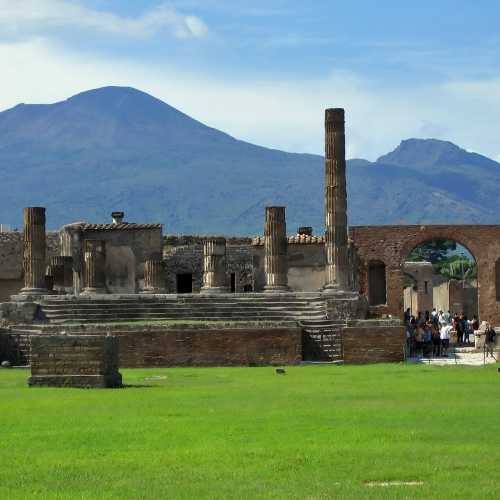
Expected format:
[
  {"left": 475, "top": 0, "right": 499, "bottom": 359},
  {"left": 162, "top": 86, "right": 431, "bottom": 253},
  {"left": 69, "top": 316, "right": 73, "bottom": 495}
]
[{"left": 1, "top": 0, "right": 500, "bottom": 160}]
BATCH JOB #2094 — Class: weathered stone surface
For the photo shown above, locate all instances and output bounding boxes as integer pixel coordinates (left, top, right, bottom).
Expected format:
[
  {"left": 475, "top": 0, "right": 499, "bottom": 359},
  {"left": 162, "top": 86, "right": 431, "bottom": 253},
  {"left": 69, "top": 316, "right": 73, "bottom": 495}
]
[
  {"left": 324, "top": 109, "right": 350, "bottom": 291},
  {"left": 28, "top": 335, "right": 122, "bottom": 388},
  {"left": 0, "top": 301, "right": 38, "bottom": 323},
  {"left": 142, "top": 254, "right": 165, "bottom": 293},
  {"left": 201, "top": 237, "right": 228, "bottom": 293},
  {"left": 82, "top": 240, "right": 107, "bottom": 294},
  {"left": 264, "top": 207, "right": 289, "bottom": 292},
  {"left": 21, "top": 207, "right": 47, "bottom": 294}
]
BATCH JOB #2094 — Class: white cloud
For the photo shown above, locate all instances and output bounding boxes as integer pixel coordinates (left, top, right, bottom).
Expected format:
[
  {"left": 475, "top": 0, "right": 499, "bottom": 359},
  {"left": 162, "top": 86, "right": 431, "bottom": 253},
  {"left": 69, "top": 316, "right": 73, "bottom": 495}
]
[
  {"left": 0, "top": 38, "right": 499, "bottom": 162},
  {"left": 0, "top": 0, "right": 208, "bottom": 39}
]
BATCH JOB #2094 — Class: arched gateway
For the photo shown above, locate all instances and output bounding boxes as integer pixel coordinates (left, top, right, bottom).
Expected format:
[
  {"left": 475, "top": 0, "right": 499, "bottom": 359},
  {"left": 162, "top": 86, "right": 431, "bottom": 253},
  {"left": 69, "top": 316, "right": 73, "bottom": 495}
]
[{"left": 350, "top": 224, "right": 500, "bottom": 324}]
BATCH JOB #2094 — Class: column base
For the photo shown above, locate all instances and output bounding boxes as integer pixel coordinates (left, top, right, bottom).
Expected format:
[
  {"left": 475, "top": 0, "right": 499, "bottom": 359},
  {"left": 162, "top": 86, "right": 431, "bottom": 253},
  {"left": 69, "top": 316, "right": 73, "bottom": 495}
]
[
  {"left": 200, "top": 287, "right": 230, "bottom": 294},
  {"left": 19, "top": 288, "right": 48, "bottom": 295},
  {"left": 140, "top": 288, "right": 166, "bottom": 294},
  {"left": 263, "top": 285, "right": 291, "bottom": 293},
  {"left": 81, "top": 287, "right": 107, "bottom": 295}
]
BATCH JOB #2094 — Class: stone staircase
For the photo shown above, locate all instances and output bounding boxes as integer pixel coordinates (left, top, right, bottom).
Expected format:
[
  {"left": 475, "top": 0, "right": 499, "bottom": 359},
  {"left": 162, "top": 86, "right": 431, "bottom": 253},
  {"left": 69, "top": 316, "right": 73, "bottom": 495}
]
[
  {"left": 4, "top": 325, "right": 42, "bottom": 365},
  {"left": 38, "top": 293, "right": 328, "bottom": 325},
  {"left": 300, "top": 318, "right": 345, "bottom": 363}
]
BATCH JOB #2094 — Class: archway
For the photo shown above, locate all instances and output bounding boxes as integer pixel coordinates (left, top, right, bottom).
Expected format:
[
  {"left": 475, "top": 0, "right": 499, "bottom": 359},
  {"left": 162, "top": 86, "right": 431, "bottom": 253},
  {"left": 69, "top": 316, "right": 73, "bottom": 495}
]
[{"left": 403, "top": 238, "right": 478, "bottom": 338}]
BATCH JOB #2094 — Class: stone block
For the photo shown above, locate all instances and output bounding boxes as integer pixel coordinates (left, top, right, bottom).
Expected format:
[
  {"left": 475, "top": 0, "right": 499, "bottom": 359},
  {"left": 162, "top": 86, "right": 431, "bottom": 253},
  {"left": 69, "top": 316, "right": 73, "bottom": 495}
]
[{"left": 28, "top": 335, "right": 122, "bottom": 388}]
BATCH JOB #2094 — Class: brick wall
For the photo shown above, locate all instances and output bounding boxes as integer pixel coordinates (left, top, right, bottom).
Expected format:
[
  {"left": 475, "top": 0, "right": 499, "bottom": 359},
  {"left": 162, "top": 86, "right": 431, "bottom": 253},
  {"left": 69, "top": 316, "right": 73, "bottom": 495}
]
[
  {"left": 29, "top": 335, "right": 122, "bottom": 387},
  {"left": 350, "top": 225, "right": 500, "bottom": 325},
  {"left": 342, "top": 324, "right": 406, "bottom": 363},
  {"left": 30, "top": 326, "right": 303, "bottom": 367}
]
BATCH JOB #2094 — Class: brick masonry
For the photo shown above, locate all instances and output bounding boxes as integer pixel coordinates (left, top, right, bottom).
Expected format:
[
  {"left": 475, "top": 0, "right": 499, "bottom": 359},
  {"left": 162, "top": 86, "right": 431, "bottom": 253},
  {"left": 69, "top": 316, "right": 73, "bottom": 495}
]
[
  {"left": 81, "top": 327, "right": 302, "bottom": 367},
  {"left": 342, "top": 324, "right": 406, "bottom": 363},
  {"left": 28, "top": 335, "right": 122, "bottom": 387},
  {"left": 350, "top": 225, "right": 500, "bottom": 324}
]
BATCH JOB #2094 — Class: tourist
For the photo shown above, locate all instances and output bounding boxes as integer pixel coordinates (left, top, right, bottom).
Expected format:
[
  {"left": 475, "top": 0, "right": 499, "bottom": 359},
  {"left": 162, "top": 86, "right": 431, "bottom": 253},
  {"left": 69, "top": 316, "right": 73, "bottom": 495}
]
[
  {"left": 472, "top": 315, "right": 479, "bottom": 332},
  {"left": 432, "top": 322, "right": 441, "bottom": 357},
  {"left": 425, "top": 310, "right": 430, "bottom": 323},
  {"left": 440, "top": 323, "right": 452, "bottom": 356},
  {"left": 443, "top": 310, "right": 451, "bottom": 325},
  {"left": 404, "top": 308, "right": 411, "bottom": 325},
  {"left": 423, "top": 322, "right": 433, "bottom": 356},
  {"left": 462, "top": 315, "right": 470, "bottom": 345},
  {"left": 438, "top": 310, "right": 446, "bottom": 327},
  {"left": 455, "top": 313, "right": 464, "bottom": 345},
  {"left": 485, "top": 323, "right": 497, "bottom": 358},
  {"left": 415, "top": 323, "right": 424, "bottom": 355}
]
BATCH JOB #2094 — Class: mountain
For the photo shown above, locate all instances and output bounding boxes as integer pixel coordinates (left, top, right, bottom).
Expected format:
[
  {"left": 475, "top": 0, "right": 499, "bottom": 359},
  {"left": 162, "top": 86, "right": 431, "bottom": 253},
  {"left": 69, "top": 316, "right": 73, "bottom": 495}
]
[{"left": 0, "top": 86, "right": 499, "bottom": 234}]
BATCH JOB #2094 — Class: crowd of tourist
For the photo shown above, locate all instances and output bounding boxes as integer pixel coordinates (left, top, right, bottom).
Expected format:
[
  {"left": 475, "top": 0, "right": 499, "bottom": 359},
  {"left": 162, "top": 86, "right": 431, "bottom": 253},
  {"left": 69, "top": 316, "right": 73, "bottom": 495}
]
[{"left": 403, "top": 307, "right": 496, "bottom": 357}]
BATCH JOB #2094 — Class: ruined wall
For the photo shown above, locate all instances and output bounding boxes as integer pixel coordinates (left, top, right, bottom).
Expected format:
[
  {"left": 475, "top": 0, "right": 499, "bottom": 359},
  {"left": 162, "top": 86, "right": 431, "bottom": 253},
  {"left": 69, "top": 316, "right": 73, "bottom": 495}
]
[
  {"left": 342, "top": 323, "right": 406, "bottom": 363},
  {"left": 0, "top": 232, "right": 60, "bottom": 301},
  {"left": 81, "top": 228, "right": 162, "bottom": 293},
  {"left": 24, "top": 326, "right": 303, "bottom": 367},
  {"left": 163, "top": 236, "right": 254, "bottom": 293},
  {"left": 350, "top": 225, "right": 500, "bottom": 324},
  {"left": 252, "top": 241, "right": 326, "bottom": 292}
]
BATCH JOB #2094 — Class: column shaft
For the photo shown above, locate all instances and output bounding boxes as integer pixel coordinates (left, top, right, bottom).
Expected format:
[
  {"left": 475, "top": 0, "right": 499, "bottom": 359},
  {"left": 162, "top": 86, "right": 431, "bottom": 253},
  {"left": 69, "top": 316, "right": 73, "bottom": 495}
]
[
  {"left": 324, "top": 108, "right": 349, "bottom": 290},
  {"left": 201, "top": 238, "right": 228, "bottom": 293},
  {"left": 264, "top": 207, "right": 289, "bottom": 292},
  {"left": 21, "top": 207, "right": 47, "bottom": 293},
  {"left": 142, "top": 255, "right": 165, "bottom": 293},
  {"left": 82, "top": 240, "right": 106, "bottom": 294}
]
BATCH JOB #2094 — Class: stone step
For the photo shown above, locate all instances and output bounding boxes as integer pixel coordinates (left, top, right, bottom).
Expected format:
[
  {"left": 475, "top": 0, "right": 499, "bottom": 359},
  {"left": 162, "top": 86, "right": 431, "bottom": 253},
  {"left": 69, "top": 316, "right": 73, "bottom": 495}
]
[{"left": 42, "top": 304, "right": 323, "bottom": 313}]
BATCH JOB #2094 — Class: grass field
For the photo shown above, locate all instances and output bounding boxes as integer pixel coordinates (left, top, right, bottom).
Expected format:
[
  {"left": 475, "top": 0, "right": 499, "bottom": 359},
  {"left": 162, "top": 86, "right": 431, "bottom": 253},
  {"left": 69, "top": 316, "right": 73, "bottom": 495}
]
[{"left": 1, "top": 363, "right": 499, "bottom": 499}]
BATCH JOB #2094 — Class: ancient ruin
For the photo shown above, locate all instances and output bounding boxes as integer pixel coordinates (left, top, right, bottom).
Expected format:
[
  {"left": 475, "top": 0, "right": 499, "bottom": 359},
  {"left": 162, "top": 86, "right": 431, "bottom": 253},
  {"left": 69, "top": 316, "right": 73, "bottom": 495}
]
[{"left": 1, "top": 107, "right": 498, "bottom": 368}]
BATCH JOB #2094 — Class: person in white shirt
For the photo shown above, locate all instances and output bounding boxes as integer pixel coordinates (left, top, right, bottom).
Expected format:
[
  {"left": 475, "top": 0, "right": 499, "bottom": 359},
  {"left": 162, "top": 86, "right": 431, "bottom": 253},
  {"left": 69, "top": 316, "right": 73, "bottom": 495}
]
[{"left": 440, "top": 324, "right": 452, "bottom": 356}]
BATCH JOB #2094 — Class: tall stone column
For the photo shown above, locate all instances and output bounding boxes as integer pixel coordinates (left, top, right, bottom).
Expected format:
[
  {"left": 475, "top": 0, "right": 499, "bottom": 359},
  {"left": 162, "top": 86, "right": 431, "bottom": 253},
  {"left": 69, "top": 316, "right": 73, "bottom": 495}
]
[
  {"left": 201, "top": 237, "right": 228, "bottom": 293},
  {"left": 324, "top": 108, "right": 350, "bottom": 291},
  {"left": 82, "top": 240, "right": 107, "bottom": 294},
  {"left": 264, "top": 207, "right": 289, "bottom": 292},
  {"left": 21, "top": 207, "right": 48, "bottom": 294},
  {"left": 142, "top": 254, "right": 165, "bottom": 293}
]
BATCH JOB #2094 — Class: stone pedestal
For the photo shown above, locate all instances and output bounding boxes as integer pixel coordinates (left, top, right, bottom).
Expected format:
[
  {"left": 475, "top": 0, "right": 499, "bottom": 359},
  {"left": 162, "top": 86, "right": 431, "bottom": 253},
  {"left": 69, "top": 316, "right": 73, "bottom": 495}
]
[
  {"left": 82, "top": 240, "right": 107, "bottom": 294},
  {"left": 20, "top": 207, "right": 48, "bottom": 295},
  {"left": 324, "top": 108, "right": 350, "bottom": 292},
  {"left": 264, "top": 207, "right": 289, "bottom": 292},
  {"left": 28, "top": 335, "right": 122, "bottom": 388},
  {"left": 201, "top": 238, "right": 228, "bottom": 293},
  {"left": 142, "top": 254, "right": 166, "bottom": 293}
]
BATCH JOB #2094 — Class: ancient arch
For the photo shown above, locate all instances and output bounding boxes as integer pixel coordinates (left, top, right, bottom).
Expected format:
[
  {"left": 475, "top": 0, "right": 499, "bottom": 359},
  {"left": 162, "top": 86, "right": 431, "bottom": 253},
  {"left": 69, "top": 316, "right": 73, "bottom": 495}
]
[{"left": 350, "top": 225, "right": 500, "bottom": 324}]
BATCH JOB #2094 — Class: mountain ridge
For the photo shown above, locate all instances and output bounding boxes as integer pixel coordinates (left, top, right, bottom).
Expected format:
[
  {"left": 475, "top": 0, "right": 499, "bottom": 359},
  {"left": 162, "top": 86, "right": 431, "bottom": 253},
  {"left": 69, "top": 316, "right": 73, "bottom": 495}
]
[{"left": 1, "top": 86, "right": 499, "bottom": 234}]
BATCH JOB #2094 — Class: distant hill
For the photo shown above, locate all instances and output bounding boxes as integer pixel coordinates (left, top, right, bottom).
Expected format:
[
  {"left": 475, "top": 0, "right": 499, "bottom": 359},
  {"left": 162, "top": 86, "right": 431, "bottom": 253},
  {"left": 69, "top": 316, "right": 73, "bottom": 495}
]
[{"left": 0, "top": 86, "right": 499, "bottom": 234}]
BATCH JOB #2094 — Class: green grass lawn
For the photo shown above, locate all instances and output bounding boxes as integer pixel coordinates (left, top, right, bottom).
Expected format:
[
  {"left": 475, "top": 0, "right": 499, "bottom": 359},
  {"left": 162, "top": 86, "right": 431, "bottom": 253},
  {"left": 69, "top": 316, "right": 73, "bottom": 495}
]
[{"left": 1, "top": 364, "right": 499, "bottom": 499}]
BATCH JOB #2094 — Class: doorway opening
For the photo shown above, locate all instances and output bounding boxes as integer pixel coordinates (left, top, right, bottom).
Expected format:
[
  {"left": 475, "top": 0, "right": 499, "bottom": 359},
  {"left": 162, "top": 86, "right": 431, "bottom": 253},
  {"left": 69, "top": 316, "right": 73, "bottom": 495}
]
[{"left": 176, "top": 273, "right": 193, "bottom": 294}]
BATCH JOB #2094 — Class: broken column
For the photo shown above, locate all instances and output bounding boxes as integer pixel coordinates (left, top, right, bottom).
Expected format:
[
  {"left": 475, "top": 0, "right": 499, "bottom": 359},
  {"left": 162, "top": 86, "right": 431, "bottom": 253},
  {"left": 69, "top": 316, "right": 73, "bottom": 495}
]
[
  {"left": 21, "top": 207, "right": 48, "bottom": 294},
  {"left": 264, "top": 207, "right": 289, "bottom": 292},
  {"left": 142, "top": 253, "right": 165, "bottom": 293},
  {"left": 50, "top": 256, "right": 65, "bottom": 292},
  {"left": 324, "top": 108, "right": 350, "bottom": 291},
  {"left": 82, "top": 240, "right": 106, "bottom": 294},
  {"left": 201, "top": 237, "right": 228, "bottom": 293}
]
